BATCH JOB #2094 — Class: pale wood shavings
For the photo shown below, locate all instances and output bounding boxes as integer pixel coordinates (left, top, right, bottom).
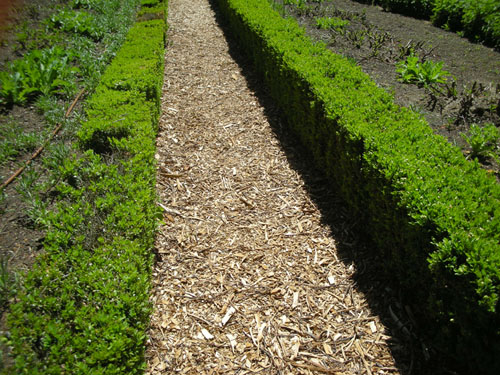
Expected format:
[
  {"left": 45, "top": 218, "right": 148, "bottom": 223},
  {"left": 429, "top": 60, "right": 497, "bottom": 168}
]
[{"left": 146, "top": 0, "right": 401, "bottom": 374}]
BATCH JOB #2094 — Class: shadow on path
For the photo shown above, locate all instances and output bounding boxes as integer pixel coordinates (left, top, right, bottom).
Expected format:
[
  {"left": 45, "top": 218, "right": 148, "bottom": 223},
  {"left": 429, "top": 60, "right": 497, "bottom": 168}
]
[{"left": 206, "top": 1, "right": 460, "bottom": 374}]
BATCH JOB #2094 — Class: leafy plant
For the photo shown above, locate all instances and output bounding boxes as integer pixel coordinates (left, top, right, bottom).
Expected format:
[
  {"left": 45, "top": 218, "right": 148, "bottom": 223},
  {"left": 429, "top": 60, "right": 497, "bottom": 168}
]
[
  {"left": 213, "top": 1, "right": 500, "bottom": 373},
  {"left": 48, "top": 9, "right": 104, "bottom": 40},
  {"left": 0, "top": 47, "right": 78, "bottom": 107},
  {"left": 70, "top": 0, "right": 103, "bottom": 11},
  {"left": 6, "top": 10, "right": 166, "bottom": 374},
  {"left": 461, "top": 123, "right": 500, "bottom": 161},
  {"left": 315, "top": 17, "right": 350, "bottom": 31},
  {"left": 396, "top": 53, "right": 450, "bottom": 87}
]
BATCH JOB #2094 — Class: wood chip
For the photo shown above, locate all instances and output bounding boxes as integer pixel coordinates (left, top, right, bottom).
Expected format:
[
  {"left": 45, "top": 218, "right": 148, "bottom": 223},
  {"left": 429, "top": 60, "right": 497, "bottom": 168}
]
[
  {"left": 201, "top": 328, "right": 214, "bottom": 340},
  {"left": 221, "top": 306, "right": 236, "bottom": 327}
]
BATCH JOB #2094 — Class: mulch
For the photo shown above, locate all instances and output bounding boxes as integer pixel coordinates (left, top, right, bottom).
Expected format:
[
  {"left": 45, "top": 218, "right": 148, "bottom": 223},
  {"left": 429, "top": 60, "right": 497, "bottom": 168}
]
[{"left": 147, "top": 0, "right": 402, "bottom": 373}]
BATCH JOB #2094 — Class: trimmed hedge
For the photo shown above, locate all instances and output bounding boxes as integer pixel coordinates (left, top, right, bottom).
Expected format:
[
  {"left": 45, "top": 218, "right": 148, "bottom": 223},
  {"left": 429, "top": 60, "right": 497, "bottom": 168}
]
[
  {"left": 214, "top": 0, "right": 500, "bottom": 372},
  {"left": 353, "top": 0, "right": 500, "bottom": 48},
  {"left": 5, "top": 1, "right": 167, "bottom": 374}
]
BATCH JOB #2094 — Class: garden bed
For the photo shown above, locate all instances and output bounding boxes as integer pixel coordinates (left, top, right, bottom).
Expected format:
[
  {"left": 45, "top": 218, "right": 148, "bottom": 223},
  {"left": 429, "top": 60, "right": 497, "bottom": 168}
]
[
  {"left": 0, "top": 0, "right": 167, "bottom": 373},
  {"left": 273, "top": 0, "right": 500, "bottom": 176}
]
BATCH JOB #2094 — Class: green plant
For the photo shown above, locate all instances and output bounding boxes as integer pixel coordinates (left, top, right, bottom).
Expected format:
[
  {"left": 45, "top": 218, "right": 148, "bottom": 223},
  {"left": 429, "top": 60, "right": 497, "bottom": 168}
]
[
  {"left": 0, "top": 256, "right": 19, "bottom": 311},
  {"left": 0, "top": 47, "right": 78, "bottom": 107},
  {"left": 396, "top": 53, "right": 450, "bottom": 87},
  {"left": 461, "top": 123, "right": 500, "bottom": 161},
  {"left": 0, "top": 119, "right": 41, "bottom": 165},
  {"left": 70, "top": 0, "right": 102, "bottom": 10},
  {"left": 352, "top": 0, "right": 500, "bottom": 48},
  {"left": 315, "top": 17, "right": 350, "bottom": 31},
  {"left": 48, "top": 9, "right": 104, "bottom": 40},
  {"left": 6, "top": 3, "right": 167, "bottom": 372}
]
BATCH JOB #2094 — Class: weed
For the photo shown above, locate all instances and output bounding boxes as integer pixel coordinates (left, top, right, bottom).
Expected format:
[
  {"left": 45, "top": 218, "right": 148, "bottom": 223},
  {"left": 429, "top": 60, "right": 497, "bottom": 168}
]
[
  {"left": 316, "top": 17, "right": 350, "bottom": 31},
  {"left": 15, "top": 168, "right": 40, "bottom": 199},
  {"left": 70, "top": 0, "right": 103, "bottom": 11},
  {"left": 396, "top": 39, "right": 425, "bottom": 60},
  {"left": 461, "top": 123, "right": 500, "bottom": 162},
  {"left": 42, "top": 142, "right": 71, "bottom": 186},
  {"left": 347, "top": 29, "right": 367, "bottom": 48},
  {"left": 445, "top": 79, "right": 458, "bottom": 99},
  {"left": 0, "top": 190, "right": 5, "bottom": 211},
  {"left": 368, "top": 31, "right": 390, "bottom": 57},
  {"left": 35, "top": 95, "right": 66, "bottom": 127},
  {"left": 458, "top": 81, "right": 485, "bottom": 121},
  {"left": 396, "top": 53, "right": 450, "bottom": 87}
]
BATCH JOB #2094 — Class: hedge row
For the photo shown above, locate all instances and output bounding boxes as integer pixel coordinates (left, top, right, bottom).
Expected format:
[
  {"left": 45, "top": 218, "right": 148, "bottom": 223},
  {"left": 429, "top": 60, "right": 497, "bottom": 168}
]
[
  {"left": 214, "top": 0, "right": 500, "bottom": 372},
  {"left": 353, "top": 0, "right": 500, "bottom": 48},
  {"left": 5, "top": 1, "right": 167, "bottom": 374}
]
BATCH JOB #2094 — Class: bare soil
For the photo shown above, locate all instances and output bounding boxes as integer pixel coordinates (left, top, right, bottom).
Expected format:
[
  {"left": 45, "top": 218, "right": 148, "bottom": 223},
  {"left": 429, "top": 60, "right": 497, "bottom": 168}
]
[{"left": 283, "top": 0, "right": 500, "bottom": 174}]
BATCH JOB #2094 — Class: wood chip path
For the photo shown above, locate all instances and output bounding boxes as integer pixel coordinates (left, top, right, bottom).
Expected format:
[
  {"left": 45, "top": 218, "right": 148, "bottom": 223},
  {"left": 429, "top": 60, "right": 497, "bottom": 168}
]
[{"left": 147, "top": 0, "right": 400, "bottom": 373}]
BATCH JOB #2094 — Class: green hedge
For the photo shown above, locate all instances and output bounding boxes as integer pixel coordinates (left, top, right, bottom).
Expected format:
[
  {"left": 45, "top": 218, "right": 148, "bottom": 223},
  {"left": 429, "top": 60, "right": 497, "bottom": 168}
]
[
  {"left": 352, "top": 0, "right": 500, "bottom": 48},
  {"left": 5, "top": 1, "right": 167, "bottom": 374},
  {"left": 214, "top": 0, "right": 500, "bottom": 372}
]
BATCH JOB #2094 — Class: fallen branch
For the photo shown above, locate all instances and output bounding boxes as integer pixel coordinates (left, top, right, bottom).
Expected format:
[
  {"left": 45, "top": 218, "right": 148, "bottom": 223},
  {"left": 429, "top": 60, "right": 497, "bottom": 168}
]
[{"left": 0, "top": 88, "right": 86, "bottom": 191}]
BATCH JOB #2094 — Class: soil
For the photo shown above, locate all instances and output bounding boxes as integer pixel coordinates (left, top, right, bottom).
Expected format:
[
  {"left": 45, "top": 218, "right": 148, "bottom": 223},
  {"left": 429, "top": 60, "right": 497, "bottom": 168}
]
[{"left": 281, "top": 0, "right": 500, "bottom": 175}]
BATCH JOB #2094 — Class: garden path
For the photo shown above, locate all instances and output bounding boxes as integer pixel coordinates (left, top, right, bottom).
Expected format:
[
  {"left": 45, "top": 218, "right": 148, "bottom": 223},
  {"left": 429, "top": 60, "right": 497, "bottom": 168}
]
[{"left": 147, "top": 0, "right": 401, "bottom": 373}]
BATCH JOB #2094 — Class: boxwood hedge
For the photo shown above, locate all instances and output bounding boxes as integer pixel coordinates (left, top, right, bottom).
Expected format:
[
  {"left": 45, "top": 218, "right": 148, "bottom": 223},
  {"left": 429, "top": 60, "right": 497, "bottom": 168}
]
[
  {"left": 4, "top": 1, "right": 167, "bottom": 374},
  {"left": 214, "top": 0, "right": 500, "bottom": 372}
]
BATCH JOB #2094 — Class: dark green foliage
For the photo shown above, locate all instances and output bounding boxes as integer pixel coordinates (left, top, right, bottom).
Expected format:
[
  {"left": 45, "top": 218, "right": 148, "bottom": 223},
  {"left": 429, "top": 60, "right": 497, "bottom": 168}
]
[
  {"left": 5, "top": 1, "right": 168, "bottom": 374},
  {"left": 432, "top": 0, "right": 500, "bottom": 47},
  {"left": 382, "top": 0, "right": 434, "bottom": 17},
  {"left": 352, "top": 0, "right": 500, "bottom": 48},
  {"left": 214, "top": 0, "right": 500, "bottom": 373}
]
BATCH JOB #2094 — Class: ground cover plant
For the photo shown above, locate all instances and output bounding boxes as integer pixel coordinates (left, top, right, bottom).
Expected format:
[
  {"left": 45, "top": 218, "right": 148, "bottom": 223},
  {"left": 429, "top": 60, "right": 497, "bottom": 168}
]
[
  {"left": 0, "top": 0, "right": 167, "bottom": 373},
  {"left": 215, "top": 0, "right": 500, "bottom": 373}
]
